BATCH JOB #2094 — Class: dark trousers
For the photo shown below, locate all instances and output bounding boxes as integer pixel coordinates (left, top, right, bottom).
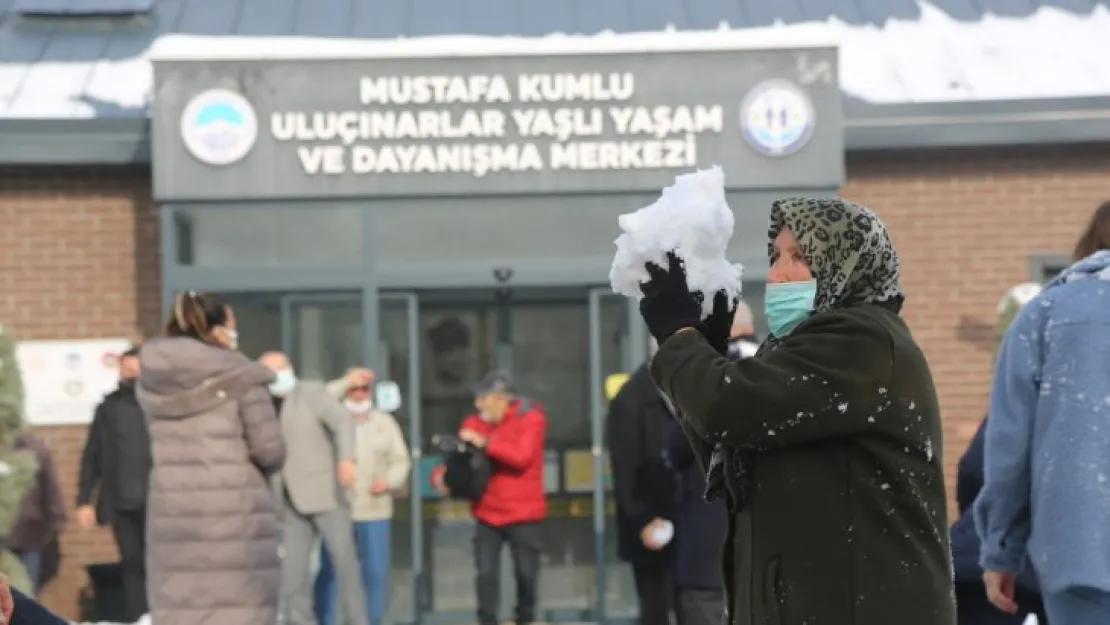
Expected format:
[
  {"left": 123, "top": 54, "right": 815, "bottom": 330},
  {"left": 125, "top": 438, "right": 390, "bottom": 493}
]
[
  {"left": 474, "top": 521, "right": 542, "bottom": 625},
  {"left": 112, "top": 508, "right": 148, "bottom": 622},
  {"left": 632, "top": 566, "right": 673, "bottom": 625},
  {"left": 955, "top": 581, "right": 1048, "bottom": 625},
  {"left": 675, "top": 587, "right": 724, "bottom": 625}
]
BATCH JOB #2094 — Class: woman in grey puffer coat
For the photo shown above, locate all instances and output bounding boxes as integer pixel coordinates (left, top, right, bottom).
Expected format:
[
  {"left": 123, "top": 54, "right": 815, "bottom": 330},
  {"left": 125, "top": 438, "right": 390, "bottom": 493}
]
[{"left": 137, "top": 291, "right": 286, "bottom": 625}]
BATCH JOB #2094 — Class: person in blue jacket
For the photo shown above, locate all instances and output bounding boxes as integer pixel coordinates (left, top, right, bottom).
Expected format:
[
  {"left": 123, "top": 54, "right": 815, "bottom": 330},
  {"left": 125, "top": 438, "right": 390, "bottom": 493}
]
[
  {"left": 975, "top": 204, "right": 1110, "bottom": 625},
  {"left": 952, "top": 283, "right": 1047, "bottom": 625}
]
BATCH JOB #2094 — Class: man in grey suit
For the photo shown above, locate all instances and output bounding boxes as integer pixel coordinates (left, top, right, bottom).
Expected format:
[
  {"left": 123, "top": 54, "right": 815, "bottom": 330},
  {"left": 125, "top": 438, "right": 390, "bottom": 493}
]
[{"left": 260, "top": 352, "right": 368, "bottom": 625}]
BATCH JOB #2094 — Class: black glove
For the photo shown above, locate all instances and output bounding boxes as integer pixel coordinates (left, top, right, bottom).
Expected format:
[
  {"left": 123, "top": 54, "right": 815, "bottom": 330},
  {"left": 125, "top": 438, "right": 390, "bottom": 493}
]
[
  {"left": 702, "top": 291, "right": 738, "bottom": 355},
  {"left": 638, "top": 253, "right": 704, "bottom": 345}
]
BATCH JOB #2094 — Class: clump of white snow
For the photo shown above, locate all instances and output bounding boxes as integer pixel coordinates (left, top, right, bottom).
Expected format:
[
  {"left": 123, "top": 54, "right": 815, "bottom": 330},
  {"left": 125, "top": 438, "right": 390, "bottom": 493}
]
[{"left": 609, "top": 166, "right": 743, "bottom": 318}]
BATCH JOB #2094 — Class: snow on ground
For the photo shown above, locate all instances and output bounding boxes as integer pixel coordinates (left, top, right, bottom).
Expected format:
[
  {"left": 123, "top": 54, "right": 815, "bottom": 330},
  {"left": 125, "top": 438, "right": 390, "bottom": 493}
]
[{"left": 610, "top": 166, "right": 743, "bottom": 317}]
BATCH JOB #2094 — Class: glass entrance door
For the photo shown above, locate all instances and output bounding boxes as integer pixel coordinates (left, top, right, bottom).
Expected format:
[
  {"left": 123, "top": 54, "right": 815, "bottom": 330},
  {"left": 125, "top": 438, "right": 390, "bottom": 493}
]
[
  {"left": 379, "top": 292, "right": 423, "bottom": 625},
  {"left": 589, "top": 289, "right": 638, "bottom": 621},
  {"left": 283, "top": 294, "right": 363, "bottom": 380},
  {"left": 382, "top": 288, "right": 636, "bottom": 625}
]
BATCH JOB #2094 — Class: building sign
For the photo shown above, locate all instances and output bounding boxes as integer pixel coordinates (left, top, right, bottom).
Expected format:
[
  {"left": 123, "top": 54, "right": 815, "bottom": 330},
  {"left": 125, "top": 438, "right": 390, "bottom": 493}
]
[
  {"left": 153, "top": 48, "right": 842, "bottom": 200},
  {"left": 266, "top": 74, "right": 723, "bottom": 178}
]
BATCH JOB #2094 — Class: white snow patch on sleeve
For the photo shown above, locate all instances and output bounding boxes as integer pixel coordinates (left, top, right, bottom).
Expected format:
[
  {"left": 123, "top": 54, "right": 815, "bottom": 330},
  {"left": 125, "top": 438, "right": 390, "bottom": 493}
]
[{"left": 609, "top": 166, "right": 744, "bottom": 318}]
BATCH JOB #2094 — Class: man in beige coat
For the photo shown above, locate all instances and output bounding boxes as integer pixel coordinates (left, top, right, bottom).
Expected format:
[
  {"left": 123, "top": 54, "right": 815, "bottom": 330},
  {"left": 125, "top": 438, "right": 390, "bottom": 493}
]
[
  {"left": 314, "top": 367, "right": 411, "bottom": 625},
  {"left": 259, "top": 352, "right": 368, "bottom": 625}
]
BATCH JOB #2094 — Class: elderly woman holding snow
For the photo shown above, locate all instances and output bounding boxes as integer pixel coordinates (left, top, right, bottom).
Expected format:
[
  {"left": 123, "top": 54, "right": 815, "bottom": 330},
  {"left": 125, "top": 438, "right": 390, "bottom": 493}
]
[{"left": 638, "top": 198, "right": 955, "bottom": 625}]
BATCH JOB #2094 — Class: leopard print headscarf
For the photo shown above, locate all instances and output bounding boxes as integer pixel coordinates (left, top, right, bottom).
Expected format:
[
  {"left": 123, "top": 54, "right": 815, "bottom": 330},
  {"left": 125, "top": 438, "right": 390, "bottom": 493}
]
[
  {"left": 705, "top": 198, "right": 905, "bottom": 510},
  {"left": 768, "top": 197, "right": 904, "bottom": 319}
]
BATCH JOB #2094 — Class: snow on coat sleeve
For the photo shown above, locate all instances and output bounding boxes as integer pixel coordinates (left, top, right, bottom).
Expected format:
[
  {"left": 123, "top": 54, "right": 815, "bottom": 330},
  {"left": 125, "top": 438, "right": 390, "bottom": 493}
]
[
  {"left": 973, "top": 302, "right": 1042, "bottom": 575},
  {"left": 650, "top": 310, "right": 897, "bottom": 452}
]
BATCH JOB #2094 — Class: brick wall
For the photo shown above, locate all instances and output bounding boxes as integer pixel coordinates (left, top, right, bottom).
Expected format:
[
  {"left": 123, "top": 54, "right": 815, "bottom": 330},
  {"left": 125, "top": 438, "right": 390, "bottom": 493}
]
[
  {"left": 0, "top": 165, "right": 160, "bottom": 619},
  {"left": 2, "top": 145, "right": 1109, "bottom": 618},
  {"left": 842, "top": 143, "right": 1110, "bottom": 515}
]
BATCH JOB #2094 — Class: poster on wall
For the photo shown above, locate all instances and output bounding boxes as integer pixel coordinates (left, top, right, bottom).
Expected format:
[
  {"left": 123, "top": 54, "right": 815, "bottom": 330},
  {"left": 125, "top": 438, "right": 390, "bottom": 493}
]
[
  {"left": 17, "top": 338, "right": 131, "bottom": 426},
  {"left": 418, "top": 455, "right": 446, "bottom": 500},
  {"left": 562, "top": 448, "right": 613, "bottom": 493}
]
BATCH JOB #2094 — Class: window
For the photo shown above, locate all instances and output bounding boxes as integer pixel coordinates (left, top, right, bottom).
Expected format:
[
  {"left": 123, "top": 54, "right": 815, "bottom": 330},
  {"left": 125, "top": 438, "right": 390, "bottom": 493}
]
[
  {"left": 1029, "top": 253, "right": 1071, "bottom": 283},
  {"left": 171, "top": 204, "right": 365, "bottom": 267},
  {"left": 372, "top": 190, "right": 834, "bottom": 275}
]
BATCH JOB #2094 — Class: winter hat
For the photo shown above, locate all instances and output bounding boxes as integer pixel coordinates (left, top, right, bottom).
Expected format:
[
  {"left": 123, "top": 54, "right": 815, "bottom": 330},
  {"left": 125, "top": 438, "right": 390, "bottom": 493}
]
[{"left": 994, "top": 282, "right": 1042, "bottom": 364}]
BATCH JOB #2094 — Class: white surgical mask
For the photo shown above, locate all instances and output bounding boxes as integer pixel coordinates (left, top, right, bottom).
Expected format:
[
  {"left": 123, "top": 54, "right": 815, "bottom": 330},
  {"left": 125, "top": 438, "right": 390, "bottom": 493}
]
[
  {"left": 344, "top": 399, "right": 371, "bottom": 414},
  {"left": 268, "top": 368, "right": 296, "bottom": 397}
]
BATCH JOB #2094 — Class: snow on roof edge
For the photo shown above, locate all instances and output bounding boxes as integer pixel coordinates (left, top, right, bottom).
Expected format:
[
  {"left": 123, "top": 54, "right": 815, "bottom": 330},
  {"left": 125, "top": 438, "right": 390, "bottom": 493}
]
[{"left": 148, "top": 25, "right": 839, "bottom": 62}]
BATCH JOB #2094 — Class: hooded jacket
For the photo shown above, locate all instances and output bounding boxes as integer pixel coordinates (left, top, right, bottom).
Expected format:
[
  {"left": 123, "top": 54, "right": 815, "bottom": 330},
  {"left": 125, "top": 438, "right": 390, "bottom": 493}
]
[
  {"left": 975, "top": 250, "right": 1110, "bottom": 594},
  {"left": 137, "top": 337, "right": 286, "bottom": 625},
  {"left": 459, "top": 398, "right": 547, "bottom": 527}
]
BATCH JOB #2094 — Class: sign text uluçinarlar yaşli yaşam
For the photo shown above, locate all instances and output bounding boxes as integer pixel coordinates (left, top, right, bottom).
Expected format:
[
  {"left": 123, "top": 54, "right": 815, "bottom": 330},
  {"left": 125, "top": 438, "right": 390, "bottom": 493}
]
[{"left": 269, "top": 73, "right": 726, "bottom": 178}]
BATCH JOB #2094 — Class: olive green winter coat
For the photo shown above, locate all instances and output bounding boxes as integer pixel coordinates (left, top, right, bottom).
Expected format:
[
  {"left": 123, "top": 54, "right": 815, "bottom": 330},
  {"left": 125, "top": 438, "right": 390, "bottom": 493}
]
[
  {"left": 652, "top": 198, "right": 955, "bottom": 624},
  {"left": 653, "top": 306, "right": 953, "bottom": 624}
]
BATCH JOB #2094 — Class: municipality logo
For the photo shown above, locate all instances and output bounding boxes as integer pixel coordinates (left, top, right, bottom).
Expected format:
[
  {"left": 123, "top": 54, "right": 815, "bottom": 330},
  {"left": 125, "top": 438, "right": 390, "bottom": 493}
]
[
  {"left": 739, "top": 80, "right": 815, "bottom": 157},
  {"left": 180, "top": 89, "right": 258, "bottom": 166}
]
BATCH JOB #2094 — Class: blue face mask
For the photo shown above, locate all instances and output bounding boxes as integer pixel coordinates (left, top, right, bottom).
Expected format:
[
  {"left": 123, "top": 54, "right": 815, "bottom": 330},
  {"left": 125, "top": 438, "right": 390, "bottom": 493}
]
[
  {"left": 764, "top": 280, "right": 817, "bottom": 337},
  {"left": 268, "top": 368, "right": 297, "bottom": 397}
]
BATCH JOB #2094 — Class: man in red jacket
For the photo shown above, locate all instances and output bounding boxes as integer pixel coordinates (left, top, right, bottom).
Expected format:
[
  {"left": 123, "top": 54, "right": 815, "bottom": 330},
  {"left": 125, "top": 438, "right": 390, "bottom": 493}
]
[{"left": 458, "top": 370, "right": 547, "bottom": 625}]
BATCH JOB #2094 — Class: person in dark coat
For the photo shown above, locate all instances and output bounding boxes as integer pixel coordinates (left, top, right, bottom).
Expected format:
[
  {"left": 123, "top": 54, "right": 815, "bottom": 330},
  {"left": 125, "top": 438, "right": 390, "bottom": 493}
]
[
  {"left": 639, "top": 198, "right": 955, "bottom": 625},
  {"left": 606, "top": 360, "right": 676, "bottom": 625},
  {"left": 952, "top": 284, "right": 1047, "bottom": 624},
  {"left": 663, "top": 301, "right": 755, "bottom": 625},
  {"left": 75, "top": 346, "right": 151, "bottom": 621},
  {"left": 954, "top": 418, "right": 1047, "bottom": 624},
  {"left": 665, "top": 420, "right": 727, "bottom": 625}
]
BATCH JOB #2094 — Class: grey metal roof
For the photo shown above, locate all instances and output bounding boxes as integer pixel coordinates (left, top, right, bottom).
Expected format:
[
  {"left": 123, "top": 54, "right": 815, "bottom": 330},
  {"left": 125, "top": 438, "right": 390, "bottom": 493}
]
[{"left": 2, "top": 0, "right": 1110, "bottom": 120}]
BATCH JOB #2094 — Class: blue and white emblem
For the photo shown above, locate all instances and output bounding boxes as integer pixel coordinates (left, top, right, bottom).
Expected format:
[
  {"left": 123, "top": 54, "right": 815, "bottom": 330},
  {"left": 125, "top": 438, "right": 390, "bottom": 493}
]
[
  {"left": 180, "top": 89, "right": 258, "bottom": 166},
  {"left": 739, "top": 80, "right": 815, "bottom": 157}
]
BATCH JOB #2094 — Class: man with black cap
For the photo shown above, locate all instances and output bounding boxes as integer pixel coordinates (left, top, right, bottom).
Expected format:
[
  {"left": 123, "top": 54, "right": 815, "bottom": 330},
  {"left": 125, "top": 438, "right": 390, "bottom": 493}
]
[
  {"left": 75, "top": 346, "right": 150, "bottom": 622},
  {"left": 457, "top": 370, "right": 547, "bottom": 625}
]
